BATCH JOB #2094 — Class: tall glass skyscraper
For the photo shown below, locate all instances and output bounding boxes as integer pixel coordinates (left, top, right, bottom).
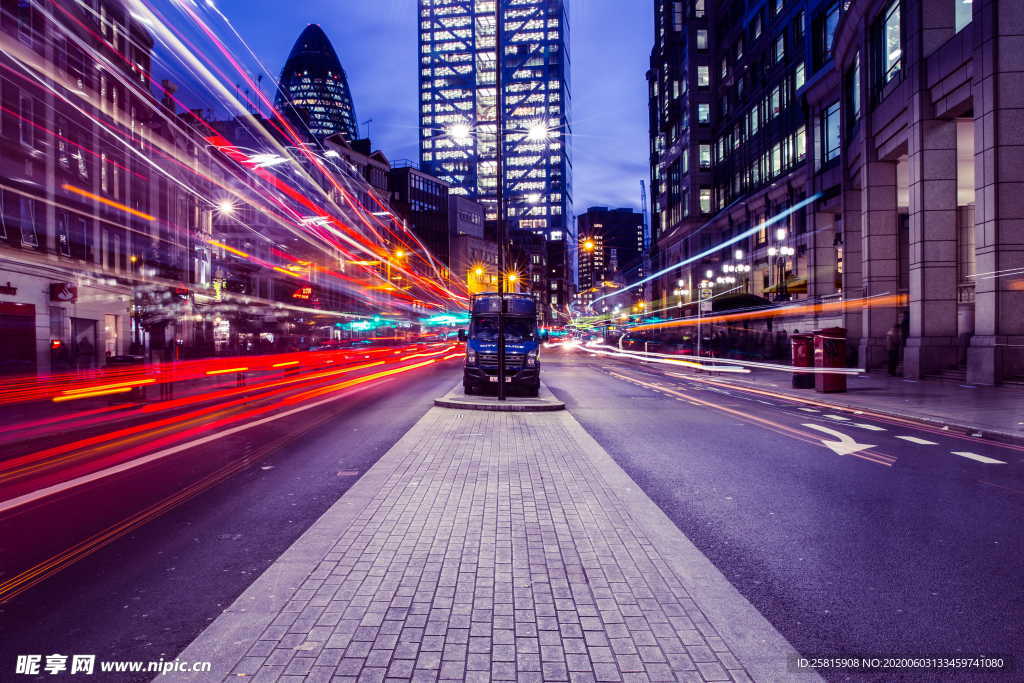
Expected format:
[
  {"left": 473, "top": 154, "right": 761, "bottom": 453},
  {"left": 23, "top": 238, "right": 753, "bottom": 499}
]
[
  {"left": 417, "top": 0, "right": 572, "bottom": 245},
  {"left": 276, "top": 24, "right": 359, "bottom": 143}
]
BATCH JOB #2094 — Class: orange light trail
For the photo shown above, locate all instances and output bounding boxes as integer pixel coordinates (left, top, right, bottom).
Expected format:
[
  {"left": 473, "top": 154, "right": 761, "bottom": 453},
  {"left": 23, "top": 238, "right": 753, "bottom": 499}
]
[
  {"left": 205, "top": 367, "right": 249, "bottom": 375},
  {"left": 207, "top": 239, "right": 251, "bottom": 258},
  {"left": 629, "top": 294, "right": 908, "bottom": 332},
  {"left": 272, "top": 361, "right": 300, "bottom": 368},
  {"left": 52, "top": 388, "right": 134, "bottom": 403},
  {"left": 61, "top": 184, "right": 155, "bottom": 221}
]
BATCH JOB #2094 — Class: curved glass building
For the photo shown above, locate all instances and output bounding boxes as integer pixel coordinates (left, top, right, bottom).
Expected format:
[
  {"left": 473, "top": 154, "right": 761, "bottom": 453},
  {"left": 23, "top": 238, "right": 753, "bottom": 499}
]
[{"left": 276, "top": 24, "right": 359, "bottom": 143}]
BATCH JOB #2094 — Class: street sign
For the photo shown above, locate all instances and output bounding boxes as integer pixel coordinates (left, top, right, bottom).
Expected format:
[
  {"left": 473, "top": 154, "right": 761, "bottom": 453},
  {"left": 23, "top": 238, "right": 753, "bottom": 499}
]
[
  {"left": 700, "top": 301, "right": 713, "bottom": 312},
  {"left": 699, "top": 288, "right": 712, "bottom": 299}
]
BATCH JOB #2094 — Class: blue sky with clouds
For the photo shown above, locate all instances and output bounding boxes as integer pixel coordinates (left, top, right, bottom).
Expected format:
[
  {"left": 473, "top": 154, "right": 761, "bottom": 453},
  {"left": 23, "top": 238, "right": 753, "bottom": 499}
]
[{"left": 214, "top": 0, "right": 653, "bottom": 214}]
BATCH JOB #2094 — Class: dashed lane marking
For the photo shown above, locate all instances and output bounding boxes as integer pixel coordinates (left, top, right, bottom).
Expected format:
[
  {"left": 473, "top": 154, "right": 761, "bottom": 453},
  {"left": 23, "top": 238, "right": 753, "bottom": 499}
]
[
  {"left": 798, "top": 408, "right": 819, "bottom": 413},
  {"left": 953, "top": 451, "right": 1006, "bottom": 464},
  {"left": 825, "top": 414, "right": 850, "bottom": 421},
  {"left": 854, "top": 423, "right": 887, "bottom": 431},
  {"left": 895, "top": 435, "right": 939, "bottom": 445}
]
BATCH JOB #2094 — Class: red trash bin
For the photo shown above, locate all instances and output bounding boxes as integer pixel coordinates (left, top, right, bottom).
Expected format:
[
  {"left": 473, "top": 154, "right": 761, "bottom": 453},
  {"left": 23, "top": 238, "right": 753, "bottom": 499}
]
[
  {"left": 790, "top": 334, "right": 815, "bottom": 389},
  {"left": 814, "top": 327, "right": 847, "bottom": 393}
]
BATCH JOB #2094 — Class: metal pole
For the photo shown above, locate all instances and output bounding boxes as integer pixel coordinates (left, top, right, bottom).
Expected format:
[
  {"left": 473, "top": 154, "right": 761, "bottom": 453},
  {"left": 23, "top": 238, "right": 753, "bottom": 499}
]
[
  {"left": 697, "top": 303, "right": 702, "bottom": 361},
  {"left": 495, "top": 1, "right": 506, "bottom": 400}
]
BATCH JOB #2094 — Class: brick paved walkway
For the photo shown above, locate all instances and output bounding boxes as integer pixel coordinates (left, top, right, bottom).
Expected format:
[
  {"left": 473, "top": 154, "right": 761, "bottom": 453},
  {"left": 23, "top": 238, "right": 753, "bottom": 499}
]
[{"left": 175, "top": 391, "right": 815, "bottom": 682}]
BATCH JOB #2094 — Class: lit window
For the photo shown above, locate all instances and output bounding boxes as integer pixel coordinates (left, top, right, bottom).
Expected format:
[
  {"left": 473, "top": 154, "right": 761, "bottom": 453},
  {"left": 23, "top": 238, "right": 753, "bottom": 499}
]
[
  {"left": 823, "top": 101, "right": 841, "bottom": 161},
  {"left": 699, "top": 188, "right": 712, "bottom": 214},
  {"left": 697, "top": 103, "right": 710, "bottom": 123},
  {"left": 954, "top": 0, "right": 972, "bottom": 33},
  {"left": 697, "top": 65, "right": 710, "bottom": 87},
  {"left": 696, "top": 29, "right": 708, "bottom": 50},
  {"left": 699, "top": 144, "right": 712, "bottom": 168},
  {"left": 881, "top": 0, "right": 902, "bottom": 83}
]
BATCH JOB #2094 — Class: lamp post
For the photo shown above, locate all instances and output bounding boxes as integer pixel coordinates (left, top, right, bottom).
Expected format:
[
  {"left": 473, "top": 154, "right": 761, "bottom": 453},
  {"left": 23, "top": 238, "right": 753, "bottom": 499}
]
[{"left": 767, "top": 243, "right": 794, "bottom": 301}]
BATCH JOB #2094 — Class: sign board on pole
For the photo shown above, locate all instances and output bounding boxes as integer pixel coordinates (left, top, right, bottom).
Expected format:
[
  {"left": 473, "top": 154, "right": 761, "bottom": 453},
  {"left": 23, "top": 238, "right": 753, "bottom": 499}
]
[
  {"left": 700, "top": 300, "right": 713, "bottom": 312},
  {"left": 700, "top": 288, "right": 713, "bottom": 299}
]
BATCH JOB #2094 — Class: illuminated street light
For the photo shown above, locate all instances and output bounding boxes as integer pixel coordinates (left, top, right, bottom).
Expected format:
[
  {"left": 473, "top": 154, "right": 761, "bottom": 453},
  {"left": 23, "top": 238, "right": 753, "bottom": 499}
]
[
  {"left": 775, "top": 227, "right": 787, "bottom": 240},
  {"left": 734, "top": 248, "right": 744, "bottom": 259},
  {"left": 216, "top": 199, "right": 235, "bottom": 215},
  {"left": 394, "top": 249, "right": 406, "bottom": 258},
  {"left": 583, "top": 239, "right": 596, "bottom": 251},
  {"left": 526, "top": 123, "right": 550, "bottom": 141},
  {"left": 706, "top": 269, "right": 714, "bottom": 279},
  {"left": 447, "top": 122, "right": 473, "bottom": 144},
  {"left": 768, "top": 246, "right": 778, "bottom": 256}
]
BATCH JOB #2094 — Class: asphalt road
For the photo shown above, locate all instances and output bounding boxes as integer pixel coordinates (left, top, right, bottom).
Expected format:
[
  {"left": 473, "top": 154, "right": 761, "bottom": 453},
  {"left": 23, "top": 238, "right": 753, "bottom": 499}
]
[
  {"left": 543, "top": 348, "right": 1024, "bottom": 681},
  {"left": 0, "top": 361, "right": 462, "bottom": 677}
]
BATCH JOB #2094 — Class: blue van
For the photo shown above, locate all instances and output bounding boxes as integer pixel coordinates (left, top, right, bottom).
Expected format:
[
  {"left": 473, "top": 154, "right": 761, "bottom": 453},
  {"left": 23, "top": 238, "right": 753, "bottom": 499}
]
[{"left": 459, "top": 293, "right": 541, "bottom": 397}]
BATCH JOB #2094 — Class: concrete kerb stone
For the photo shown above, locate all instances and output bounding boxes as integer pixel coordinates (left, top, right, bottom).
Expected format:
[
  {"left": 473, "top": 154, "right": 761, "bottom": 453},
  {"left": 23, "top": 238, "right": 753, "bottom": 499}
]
[{"left": 433, "top": 381, "right": 566, "bottom": 411}]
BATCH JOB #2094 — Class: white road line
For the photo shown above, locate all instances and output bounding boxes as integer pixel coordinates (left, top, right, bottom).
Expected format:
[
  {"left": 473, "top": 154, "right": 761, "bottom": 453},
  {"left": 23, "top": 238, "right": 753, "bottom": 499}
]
[
  {"left": 952, "top": 451, "right": 1006, "bottom": 464},
  {"left": 895, "top": 435, "right": 939, "bottom": 445},
  {"left": 798, "top": 407, "right": 819, "bottom": 413},
  {"left": 825, "top": 414, "right": 850, "bottom": 421},
  {"left": 853, "top": 423, "right": 887, "bottom": 431},
  {"left": 756, "top": 400, "right": 774, "bottom": 405}
]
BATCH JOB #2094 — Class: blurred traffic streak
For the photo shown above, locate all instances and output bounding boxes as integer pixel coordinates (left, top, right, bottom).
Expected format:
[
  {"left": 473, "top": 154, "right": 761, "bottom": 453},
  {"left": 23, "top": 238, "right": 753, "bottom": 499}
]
[{"left": 0, "top": 341, "right": 461, "bottom": 602}]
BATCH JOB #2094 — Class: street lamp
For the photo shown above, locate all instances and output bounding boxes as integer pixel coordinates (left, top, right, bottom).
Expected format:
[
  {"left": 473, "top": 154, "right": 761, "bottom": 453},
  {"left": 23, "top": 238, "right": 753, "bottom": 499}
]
[{"left": 216, "top": 199, "right": 236, "bottom": 215}]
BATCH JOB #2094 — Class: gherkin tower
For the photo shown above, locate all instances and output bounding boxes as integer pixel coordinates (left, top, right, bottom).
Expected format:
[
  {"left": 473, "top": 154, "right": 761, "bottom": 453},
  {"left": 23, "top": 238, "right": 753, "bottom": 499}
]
[{"left": 276, "top": 24, "right": 359, "bottom": 143}]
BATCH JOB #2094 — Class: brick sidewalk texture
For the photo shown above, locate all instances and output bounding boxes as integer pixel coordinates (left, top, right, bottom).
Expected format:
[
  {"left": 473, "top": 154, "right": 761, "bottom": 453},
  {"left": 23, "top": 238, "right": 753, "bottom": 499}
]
[{"left": 175, "top": 396, "right": 816, "bottom": 682}]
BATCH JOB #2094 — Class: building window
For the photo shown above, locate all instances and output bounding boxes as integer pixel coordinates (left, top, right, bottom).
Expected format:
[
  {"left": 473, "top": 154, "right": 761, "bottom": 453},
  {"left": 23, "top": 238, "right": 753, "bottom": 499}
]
[
  {"left": 823, "top": 101, "right": 841, "bottom": 161},
  {"left": 815, "top": 3, "right": 840, "bottom": 67},
  {"left": 697, "top": 65, "right": 710, "bottom": 87},
  {"left": 880, "top": 0, "right": 902, "bottom": 84},
  {"left": 697, "top": 103, "right": 710, "bottom": 123},
  {"left": 775, "top": 34, "right": 786, "bottom": 63},
  {"left": 699, "top": 144, "right": 712, "bottom": 168},
  {"left": 699, "top": 188, "right": 712, "bottom": 214},
  {"left": 721, "top": 56, "right": 728, "bottom": 78},
  {"left": 754, "top": 14, "right": 762, "bottom": 39},
  {"left": 846, "top": 52, "right": 861, "bottom": 122},
  {"left": 775, "top": 0, "right": 784, "bottom": 15},
  {"left": 954, "top": 0, "right": 972, "bottom": 33},
  {"left": 796, "top": 125, "right": 807, "bottom": 160},
  {"left": 795, "top": 62, "right": 806, "bottom": 89},
  {"left": 696, "top": 29, "right": 708, "bottom": 50}
]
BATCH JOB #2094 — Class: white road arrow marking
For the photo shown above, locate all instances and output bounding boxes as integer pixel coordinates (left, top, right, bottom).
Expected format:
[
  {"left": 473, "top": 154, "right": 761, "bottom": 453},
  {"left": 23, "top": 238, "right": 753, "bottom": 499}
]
[
  {"left": 854, "top": 423, "right": 887, "bottom": 431},
  {"left": 803, "top": 423, "right": 877, "bottom": 456},
  {"left": 952, "top": 451, "right": 1006, "bottom": 464},
  {"left": 895, "top": 435, "right": 938, "bottom": 445}
]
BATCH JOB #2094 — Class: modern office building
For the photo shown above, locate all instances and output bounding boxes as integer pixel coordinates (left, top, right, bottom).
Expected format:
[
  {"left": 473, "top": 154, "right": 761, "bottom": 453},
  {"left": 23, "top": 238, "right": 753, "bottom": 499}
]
[
  {"left": 576, "top": 207, "right": 646, "bottom": 307},
  {"left": 276, "top": 24, "right": 359, "bottom": 144},
  {"left": 417, "top": 0, "right": 573, "bottom": 247},
  {"left": 647, "top": 0, "right": 1023, "bottom": 384}
]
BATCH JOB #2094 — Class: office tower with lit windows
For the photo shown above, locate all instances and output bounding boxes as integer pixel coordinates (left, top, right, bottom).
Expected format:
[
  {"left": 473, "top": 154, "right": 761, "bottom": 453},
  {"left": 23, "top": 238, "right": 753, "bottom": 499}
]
[
  {"left": 276, "top": 24, "right": 359, "bottom": 144},
  {"left": 417, "top": 0, "right": 573, "bottom": 261},
  {"left": 576, "top": 207, "right": 645, "bottom": 308}
]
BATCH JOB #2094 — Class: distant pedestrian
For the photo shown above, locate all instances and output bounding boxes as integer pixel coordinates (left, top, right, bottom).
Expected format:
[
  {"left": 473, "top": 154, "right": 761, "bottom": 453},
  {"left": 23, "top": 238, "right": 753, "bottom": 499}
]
[{"left": 886, "top": 322, "right": 904, "bottom": 376}]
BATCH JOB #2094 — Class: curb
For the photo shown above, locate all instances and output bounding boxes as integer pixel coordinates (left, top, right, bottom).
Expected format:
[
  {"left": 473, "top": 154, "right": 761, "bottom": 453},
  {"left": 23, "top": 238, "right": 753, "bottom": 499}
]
[
  {"left": 701, "top": 375, "right": 1024, "bottom": 447},
  {"left": 433, "top": 381, "right": 566, "bottom": 412}
]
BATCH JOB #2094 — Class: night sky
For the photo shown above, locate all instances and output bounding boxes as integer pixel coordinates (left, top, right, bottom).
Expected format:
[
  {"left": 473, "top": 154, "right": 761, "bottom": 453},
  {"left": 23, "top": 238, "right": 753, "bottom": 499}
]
[{"left": 215, "top": 0, "right": 653, "bottom": 214}]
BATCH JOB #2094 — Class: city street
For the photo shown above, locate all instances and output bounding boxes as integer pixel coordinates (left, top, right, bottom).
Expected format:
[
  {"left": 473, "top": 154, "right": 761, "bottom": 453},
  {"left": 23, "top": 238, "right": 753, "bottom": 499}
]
[
  {"left": 2, "top": 348, "right": 1021, "bottom": 680},
  {"left": 2, "top": 0, "right": 1022, "bottom": 679}
]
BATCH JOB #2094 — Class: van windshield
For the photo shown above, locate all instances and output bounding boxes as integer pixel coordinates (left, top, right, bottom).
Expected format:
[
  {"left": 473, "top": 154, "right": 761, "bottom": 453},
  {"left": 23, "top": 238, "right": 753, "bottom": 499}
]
[{"left": 470, "top": 317, "right": 535, "bottom": 343}]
